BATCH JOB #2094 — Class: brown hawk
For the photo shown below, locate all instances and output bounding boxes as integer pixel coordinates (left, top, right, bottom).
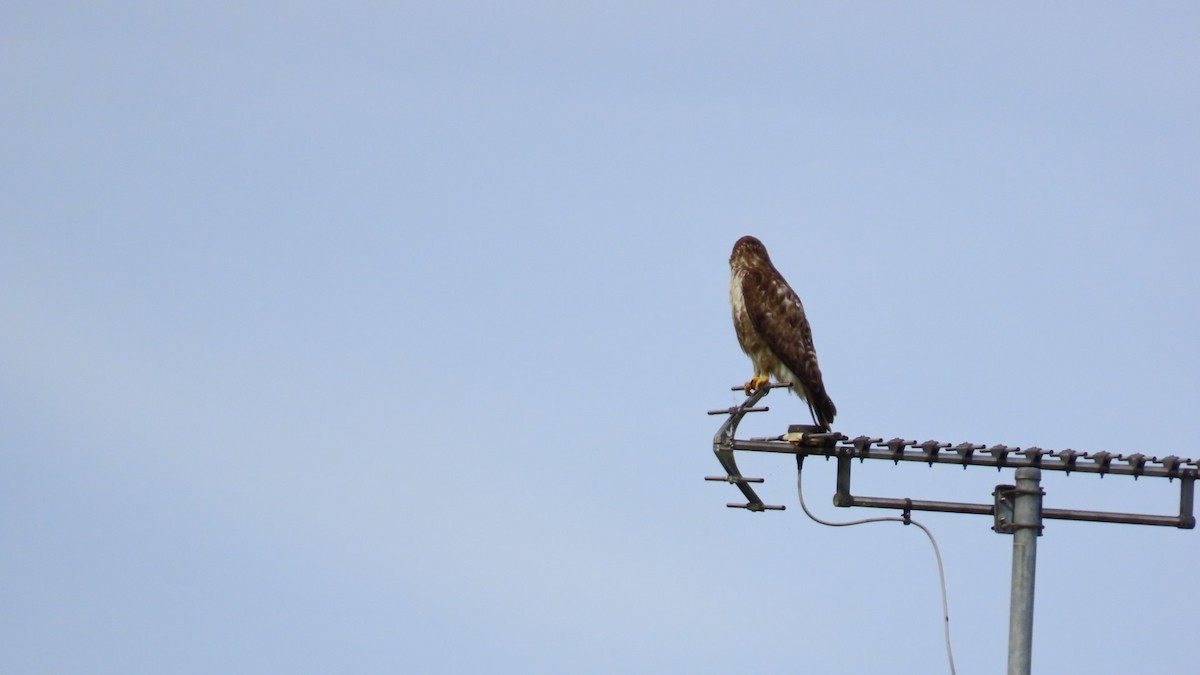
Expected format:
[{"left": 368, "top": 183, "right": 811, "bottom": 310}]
[{"left": 729, "top": 235, "right": 837, "bottom": 430}]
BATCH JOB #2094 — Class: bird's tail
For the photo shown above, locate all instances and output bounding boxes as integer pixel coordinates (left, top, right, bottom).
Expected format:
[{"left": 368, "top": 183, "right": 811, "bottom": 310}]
[{"left": 806, "top": 384, "right": 837, "bottom": 432}]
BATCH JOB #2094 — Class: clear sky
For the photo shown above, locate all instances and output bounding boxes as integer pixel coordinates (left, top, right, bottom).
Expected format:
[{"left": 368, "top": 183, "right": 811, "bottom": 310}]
[{"left": 3, "top": 3, "right": 1198, "bottom": 673}]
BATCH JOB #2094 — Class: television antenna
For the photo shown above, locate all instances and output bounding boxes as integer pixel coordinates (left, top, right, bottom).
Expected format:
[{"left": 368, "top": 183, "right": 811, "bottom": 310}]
[{"left": 707, "top": 383, "right": 1196, "bottom": 675}]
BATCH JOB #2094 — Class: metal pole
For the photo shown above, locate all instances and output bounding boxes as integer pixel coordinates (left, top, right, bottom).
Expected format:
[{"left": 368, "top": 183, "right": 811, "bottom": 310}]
[{"left": 1007, "top": 467, "right": 1042, "bottom": 675}]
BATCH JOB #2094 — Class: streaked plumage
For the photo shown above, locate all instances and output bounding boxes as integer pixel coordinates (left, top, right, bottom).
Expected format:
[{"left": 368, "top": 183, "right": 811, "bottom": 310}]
[{"left": 729, "top": 235, "right": 837, "bottom": 430}]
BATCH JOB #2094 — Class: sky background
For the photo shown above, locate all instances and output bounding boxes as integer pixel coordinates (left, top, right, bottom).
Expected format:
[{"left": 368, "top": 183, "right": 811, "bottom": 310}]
[{"left": 3, "top": 3, "right": 1199, "bottom": 673}]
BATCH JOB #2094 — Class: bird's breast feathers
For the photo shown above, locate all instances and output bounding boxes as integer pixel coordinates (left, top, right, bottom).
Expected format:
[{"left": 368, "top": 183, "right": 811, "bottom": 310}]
[
  {"left": 729, "top": 270, "right": 748, "bottom": 320},
  {"left": 729, "top": 270, "right": 766, "bottom": 358}
]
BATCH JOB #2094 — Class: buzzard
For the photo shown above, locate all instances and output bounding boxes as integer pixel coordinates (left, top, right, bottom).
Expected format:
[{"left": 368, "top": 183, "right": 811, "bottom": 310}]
[{"left": 729, "top": 235, "right": 837, "bottom": 430}]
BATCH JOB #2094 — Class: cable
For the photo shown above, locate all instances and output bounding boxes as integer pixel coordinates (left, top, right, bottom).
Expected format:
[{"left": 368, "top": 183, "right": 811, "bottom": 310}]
[{"left": 796, "top": 456, "right": 957, "bottom": 675}]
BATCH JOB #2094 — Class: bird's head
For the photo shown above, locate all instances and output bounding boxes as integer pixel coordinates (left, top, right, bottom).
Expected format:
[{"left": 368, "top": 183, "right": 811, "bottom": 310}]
[{"left": 730, "top": 235, "right": 770, "bottom": 269}]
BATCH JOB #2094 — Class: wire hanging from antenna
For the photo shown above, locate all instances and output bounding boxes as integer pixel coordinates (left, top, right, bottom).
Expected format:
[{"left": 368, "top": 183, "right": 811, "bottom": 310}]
[{"left": 796, "top": 456, "right": 958, "bottom": 675}]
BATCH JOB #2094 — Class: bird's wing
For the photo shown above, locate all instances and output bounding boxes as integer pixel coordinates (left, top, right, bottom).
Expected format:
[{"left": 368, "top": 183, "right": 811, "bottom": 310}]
[{"left": 741, "top": 267, "right": 836, "bottom": 427}]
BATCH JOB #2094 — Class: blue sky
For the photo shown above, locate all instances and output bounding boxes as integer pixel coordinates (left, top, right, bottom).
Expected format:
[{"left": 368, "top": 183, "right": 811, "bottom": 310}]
[{"left": 3, "top": 3, "right": 1198, "bottom": 673}]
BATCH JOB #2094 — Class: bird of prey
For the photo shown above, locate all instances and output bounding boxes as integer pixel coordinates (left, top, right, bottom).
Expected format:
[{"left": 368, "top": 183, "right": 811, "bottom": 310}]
[{"left": 729, "top": 235, "right": 837, "bottom": 430}]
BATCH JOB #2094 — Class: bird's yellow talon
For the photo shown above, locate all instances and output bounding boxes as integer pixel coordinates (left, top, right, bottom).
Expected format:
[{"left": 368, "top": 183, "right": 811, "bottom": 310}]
[{"left": 743, "top": 375, "right": 769, "bottom": 395}]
